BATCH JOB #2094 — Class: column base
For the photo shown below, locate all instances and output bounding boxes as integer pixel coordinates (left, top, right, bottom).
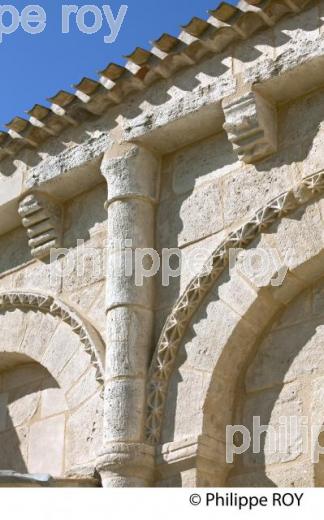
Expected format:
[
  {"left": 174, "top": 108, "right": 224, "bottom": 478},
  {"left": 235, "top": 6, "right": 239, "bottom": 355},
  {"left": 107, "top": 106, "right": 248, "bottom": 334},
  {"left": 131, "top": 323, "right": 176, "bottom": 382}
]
[{"left": 96, "top": 443, "right": 155, "bottom": 488}]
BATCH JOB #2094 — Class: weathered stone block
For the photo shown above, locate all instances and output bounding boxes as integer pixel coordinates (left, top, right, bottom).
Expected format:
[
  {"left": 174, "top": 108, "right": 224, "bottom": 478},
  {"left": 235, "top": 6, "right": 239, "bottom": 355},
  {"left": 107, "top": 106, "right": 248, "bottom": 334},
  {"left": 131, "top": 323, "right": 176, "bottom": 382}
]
[
  {"left": 28, "top": 415, "right": 65, "bottom": 476},
  {"left": 171, "top": 132, "right": 237, "bottom": 196},
  {"left": 66, "top": 367, "right": 100, "bottom": 409},
  {"left": 242, "top": 382, "right": 304, "bottom": 467},
  {"left": 66, "top": 392, "right": 103, "bottom": 470},
  {"left": 41, "top": 388, "right": 68, "bottom": 418},
  {"left": 0, "top": 426, "right": 28, "bottom": 473},
  {"left": 58, "top": 348, "right": 92, "bottom": 392},
  {"left": 41, "top": 323, "right": 80, "bottom": 378},
  {"left": 157, "top": 180, "right": 224, "bottom": 249},
  {"left": 103, "top": 379, "right": 145, "bottom": 443},
  {"left": 106, "top": 307, "right": 153, "bottom": 378},
  {"left": 246, "top": 319, "right": 324, "bottom": 392},
  {"left": 8, "top": 389, "right": 40, "bottom": 428},
  {"left": 0, "top": 393, "right": 8, "bottom": 432}
]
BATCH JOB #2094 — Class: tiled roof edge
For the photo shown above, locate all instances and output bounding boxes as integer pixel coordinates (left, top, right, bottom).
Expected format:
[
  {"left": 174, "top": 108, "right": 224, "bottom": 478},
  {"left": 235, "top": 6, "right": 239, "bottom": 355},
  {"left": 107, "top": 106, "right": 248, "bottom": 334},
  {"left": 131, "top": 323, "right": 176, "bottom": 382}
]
[{"left": 0, "top": 0, "right": 312, "bottom": 162}]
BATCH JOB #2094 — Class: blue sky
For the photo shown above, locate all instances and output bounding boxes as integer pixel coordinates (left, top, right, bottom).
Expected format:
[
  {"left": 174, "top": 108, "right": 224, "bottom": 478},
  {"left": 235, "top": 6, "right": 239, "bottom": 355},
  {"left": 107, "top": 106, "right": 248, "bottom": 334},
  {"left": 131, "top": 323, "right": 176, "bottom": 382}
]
[{"left": 0, "top": 0, "right": 237, "bottom": 130}]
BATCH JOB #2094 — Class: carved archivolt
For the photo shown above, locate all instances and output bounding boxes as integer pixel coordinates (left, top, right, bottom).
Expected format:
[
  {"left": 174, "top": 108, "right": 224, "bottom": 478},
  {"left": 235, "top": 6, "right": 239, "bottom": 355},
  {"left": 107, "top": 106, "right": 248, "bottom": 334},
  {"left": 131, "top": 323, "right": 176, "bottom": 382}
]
[
  {"left": 145, "top": 170, "right": 324, "bottom": 444},
  {"left": 0, "top": 291, "right": 104, "bottom": 383}
]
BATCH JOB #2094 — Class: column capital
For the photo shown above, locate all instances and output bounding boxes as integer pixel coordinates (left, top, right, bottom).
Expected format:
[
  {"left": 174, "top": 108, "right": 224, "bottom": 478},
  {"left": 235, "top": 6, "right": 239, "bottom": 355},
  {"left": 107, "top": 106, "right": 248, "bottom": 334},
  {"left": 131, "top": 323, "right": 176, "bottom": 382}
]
[{"left": 100, "top": 142, "right": 160, "bottom": 207}]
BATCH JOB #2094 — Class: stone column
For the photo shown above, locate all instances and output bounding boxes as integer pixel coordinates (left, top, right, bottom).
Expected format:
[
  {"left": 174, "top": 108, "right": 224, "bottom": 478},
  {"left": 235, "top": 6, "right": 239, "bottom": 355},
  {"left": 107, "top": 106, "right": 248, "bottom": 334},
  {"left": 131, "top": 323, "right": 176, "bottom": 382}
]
[{"left": 97, "top": 143, "right": 159, "bottom": 487}]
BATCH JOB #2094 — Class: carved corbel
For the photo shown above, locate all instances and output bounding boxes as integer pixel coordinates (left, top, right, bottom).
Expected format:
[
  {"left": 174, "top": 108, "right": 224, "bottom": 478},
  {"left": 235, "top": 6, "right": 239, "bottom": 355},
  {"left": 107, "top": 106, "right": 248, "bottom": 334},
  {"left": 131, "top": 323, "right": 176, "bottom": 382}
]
[
  {"left": 222, "top": 89, "right": 277, "bottom": 164},
  {"left": 18, "top": 192, "right": 62, "bottom": 259}
]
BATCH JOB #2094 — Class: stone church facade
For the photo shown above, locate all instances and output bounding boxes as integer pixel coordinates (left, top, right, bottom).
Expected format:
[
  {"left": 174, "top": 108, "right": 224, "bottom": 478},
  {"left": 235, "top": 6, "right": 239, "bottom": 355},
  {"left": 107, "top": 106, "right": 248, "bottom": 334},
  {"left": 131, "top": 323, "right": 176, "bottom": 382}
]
[{"left": 1, "top": 0, "right": 324, "bottom": 487}]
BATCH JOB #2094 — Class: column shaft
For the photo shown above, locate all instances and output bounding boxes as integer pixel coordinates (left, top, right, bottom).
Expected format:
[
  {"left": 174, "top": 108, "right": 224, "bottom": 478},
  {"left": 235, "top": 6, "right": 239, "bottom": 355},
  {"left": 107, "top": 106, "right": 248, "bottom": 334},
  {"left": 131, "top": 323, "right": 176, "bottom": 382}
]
[{"left": 98, "top": 143, "right": 159, "bottom": 486}]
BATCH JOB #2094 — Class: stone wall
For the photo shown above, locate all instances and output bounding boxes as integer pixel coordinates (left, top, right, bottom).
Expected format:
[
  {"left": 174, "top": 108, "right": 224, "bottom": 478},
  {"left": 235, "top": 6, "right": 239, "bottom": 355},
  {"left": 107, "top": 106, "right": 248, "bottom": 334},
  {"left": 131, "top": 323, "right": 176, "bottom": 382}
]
[
  {"left": 155, "top": 84, "right": 324, "bottom": 342},
  {"left": 1, "top": 0, "right": 324, "bottom": 487},
  {"left": 0, "top": 362, "right": 66, "bottom": 476},
  {"left": 0, "top": 183, "right": 106, "bottom": 479},
  {"left": 228, "top": 277, "right": 324, "bottom": 486},
  {"left": 0, "top": 182, "right": 107, "bottom": 339},
  {"left": 0, "top": 302, "right": 103, "bottom": 478}
]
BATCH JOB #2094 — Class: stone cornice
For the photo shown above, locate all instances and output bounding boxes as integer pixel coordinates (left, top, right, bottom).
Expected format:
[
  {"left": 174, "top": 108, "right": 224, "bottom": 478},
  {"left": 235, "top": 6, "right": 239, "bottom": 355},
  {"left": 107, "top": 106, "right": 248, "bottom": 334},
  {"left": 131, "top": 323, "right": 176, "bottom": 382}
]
[
  {"left": 145, "top": 169, "right": 324, "bottom": 444},
  {"left": 0, "top": 0, "right": 314, "bottom": 163}
]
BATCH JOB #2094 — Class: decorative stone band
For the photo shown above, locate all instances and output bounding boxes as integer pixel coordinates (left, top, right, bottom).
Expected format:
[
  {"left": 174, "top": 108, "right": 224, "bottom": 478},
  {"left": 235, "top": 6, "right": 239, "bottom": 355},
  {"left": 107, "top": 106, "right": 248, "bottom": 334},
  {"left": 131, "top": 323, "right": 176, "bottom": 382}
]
[
  {"left": 0, "top": 291, "right": 105, "bottom": 383},
  {"left": 18, "top": 192, "right": 62, "bottom": 259},
  {"left": 222, "top": 90, "right": 277, "bottom": 164},
  {"left": 0, "top": 0, "right": 311, "bottom": 162},
  {"left": 145, "top": 169, "right": 324, "bottom": 444}
]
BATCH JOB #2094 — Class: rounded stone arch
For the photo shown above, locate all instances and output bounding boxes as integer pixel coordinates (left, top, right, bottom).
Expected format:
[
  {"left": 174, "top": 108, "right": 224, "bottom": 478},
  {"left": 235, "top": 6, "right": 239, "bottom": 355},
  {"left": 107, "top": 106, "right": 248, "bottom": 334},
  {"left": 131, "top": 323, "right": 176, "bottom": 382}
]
[
  {"left": 0, "top": 290, "right": 106, "bottom": 478},
  {"left": 220, "top": 273, "right": 324, "bottom": 488},
  {"left": 0, "top": 290, "right": 105, "bottom": 385},
  {"left": 146, "top": 169, "right": 324, "bottom": 484}
]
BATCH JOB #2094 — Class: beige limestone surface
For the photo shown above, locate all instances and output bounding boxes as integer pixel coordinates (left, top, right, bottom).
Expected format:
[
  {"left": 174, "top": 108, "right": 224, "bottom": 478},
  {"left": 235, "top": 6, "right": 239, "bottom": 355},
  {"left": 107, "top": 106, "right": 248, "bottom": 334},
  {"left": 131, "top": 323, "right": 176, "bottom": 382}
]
[{"left": 1, "top": 0, "right": 324, "bottom": 487}]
